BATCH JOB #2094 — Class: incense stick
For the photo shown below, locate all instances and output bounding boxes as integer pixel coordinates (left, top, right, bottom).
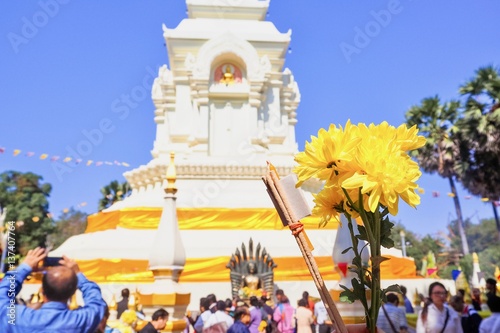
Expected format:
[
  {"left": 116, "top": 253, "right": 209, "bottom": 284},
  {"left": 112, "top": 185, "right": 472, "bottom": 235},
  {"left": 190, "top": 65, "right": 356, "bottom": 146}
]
[{"left": 263, "top": 166, "right": 348, "bottom": 333}]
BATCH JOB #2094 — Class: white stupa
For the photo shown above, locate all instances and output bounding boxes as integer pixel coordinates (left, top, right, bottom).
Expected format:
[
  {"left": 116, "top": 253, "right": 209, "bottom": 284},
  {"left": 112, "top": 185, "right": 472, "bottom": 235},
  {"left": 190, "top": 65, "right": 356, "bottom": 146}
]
[{"left": 45, "top": 0, "right": 421, "bottom": 311}]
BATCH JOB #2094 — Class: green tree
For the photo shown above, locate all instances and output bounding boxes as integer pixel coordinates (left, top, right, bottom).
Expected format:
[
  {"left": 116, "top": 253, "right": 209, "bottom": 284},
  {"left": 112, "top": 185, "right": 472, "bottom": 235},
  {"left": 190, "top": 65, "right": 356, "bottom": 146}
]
[
  {"left": 449, "top": 218, "right": 497, "bottom": 254},
  {"left": 478, "top": 244, "right": 500, "bottom": 279},
  {"left": 391, "top": 222, "right": 445, "bottom": 274},
  {"left": 47, "top": 208, "right": 87, "bottom": 249},
  {"left": 405, "top": 97, "right": 470, "bottom": 255},
  {"left": 458, "top": 66, "right": 500, "bottom": 239},
  {"left": 0, "top": 171, "right": 55, "bottom": 255},
  {"left": 98, "top": 180, "right": 131, "bottom": 211},
  {"left": 447, "top": 217, "right": 499, "bottom": 281}
]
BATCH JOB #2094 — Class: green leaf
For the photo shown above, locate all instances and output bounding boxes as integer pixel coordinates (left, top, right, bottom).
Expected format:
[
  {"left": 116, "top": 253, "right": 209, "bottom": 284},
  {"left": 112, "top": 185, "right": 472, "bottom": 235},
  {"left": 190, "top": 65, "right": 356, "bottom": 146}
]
[
  {"left": 339, "top": 285, "right": 357, "bottom": 304},
  {"left": 357, "top": 225, "right": 368, "bottom": 241},
  {"left": 341, "top": 247, "right": 353, "bottom": 254},
  {"left": 380, "top": 217, "right": 395, "bottom": 249}
]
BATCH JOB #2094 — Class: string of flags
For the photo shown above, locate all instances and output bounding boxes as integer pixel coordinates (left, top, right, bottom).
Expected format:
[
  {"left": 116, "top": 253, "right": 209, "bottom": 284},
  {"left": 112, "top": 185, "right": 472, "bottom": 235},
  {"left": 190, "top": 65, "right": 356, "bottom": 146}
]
[
  {"left": 418, "top": 188, "right": 500, "bottom": 206},
  {"left": 0, "top": 146, "right": 130, "bottom": 167},
  {"left": 11, "top": 202, "right": 89, "bottom": 227}
]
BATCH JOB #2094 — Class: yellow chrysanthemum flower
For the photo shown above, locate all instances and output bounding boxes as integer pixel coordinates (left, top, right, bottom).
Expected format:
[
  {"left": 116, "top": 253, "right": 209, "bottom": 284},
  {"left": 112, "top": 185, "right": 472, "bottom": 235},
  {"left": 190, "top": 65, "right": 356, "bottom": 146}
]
[
  {"left": 295, "top": 120, "right": 424, "bottom": 217},
  {"left": 312, "top": 186, "right": 344, "bottom": 224},
  {"left": 294, "top": 121, "right": 361, "bottom": 187},
  {"left": 342, "top": 123, "right": 422, "bottom": 214},
  {"left": 395, "top": 123, "right": 427, "bottom": 151}
]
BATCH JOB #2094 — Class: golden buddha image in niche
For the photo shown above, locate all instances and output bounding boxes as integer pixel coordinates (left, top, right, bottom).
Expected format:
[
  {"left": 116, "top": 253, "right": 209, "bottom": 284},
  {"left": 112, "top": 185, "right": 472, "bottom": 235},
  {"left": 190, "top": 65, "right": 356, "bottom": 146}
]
[{"left": 214, "top": 63, "right": 243, "bottom": 86}]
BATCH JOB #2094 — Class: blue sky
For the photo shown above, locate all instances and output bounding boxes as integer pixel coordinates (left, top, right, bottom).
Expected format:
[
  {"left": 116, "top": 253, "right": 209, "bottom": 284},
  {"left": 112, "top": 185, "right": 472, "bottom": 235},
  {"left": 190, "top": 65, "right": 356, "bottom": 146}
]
[{"left": 1, "top": 1, "right": 499, "bottom": 238}]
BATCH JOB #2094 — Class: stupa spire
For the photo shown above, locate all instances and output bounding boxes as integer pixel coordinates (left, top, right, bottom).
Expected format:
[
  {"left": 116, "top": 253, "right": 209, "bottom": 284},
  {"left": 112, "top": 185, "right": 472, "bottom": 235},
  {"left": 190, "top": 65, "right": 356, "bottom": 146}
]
[{"left": 148, "top": 152, "right": 186, "bottom": 281}]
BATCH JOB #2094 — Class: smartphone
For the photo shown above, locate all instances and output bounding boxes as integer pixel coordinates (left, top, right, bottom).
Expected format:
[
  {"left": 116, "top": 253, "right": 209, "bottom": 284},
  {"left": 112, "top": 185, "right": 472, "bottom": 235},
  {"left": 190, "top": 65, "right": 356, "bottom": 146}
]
[{"left": 43, "top": 257, "right": 63, "bottom": 267}]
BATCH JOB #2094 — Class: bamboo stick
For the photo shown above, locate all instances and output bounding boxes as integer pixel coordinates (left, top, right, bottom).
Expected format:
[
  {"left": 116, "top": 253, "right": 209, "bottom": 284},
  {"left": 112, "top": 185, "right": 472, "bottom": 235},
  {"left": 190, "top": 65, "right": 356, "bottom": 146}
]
[{"left": 262, "top": 167, "right": 348, "bottom": 333}]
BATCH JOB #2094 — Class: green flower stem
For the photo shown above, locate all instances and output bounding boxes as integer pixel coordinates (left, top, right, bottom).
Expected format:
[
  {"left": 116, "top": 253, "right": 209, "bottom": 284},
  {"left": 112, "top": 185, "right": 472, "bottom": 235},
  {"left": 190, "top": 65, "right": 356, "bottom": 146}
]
[
  {"left": 356, "top": 190, "right": 376, "bottom": 246},
  {"left": 345, "top": 214, "right": 370, "bottom": 313},
  {"left": 368, "top": 205, "right": 382, "bottom": 333},
  {"left": 342, "top": 188, "right": 379, "bottom": 333}
]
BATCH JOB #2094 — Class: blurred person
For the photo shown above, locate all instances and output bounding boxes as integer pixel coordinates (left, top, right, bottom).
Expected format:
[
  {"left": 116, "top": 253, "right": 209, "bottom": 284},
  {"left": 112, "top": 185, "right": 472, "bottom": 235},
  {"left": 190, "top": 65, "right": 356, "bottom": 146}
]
[
  {"left": 226, "top": 298, "right": 235, "bottom": 317},
  {"left": 479, "top": 296, "right": 500, "bottom": 332},
  {"left": 248, "top": 296, "right": 262, "bottom": 333},
  {"left": 485, "top": 278, "right": 500, "bottom": 310},
  {"left": 471, "top": 288, "right": 482, "bottom": 311},
  {"left": 204, "top": 300, "right": 234, "bottom": 331},
  {"left": 187, "top": 297, "right": 207, "bottom": 329},
  {"left": 301, "top": 291, "right": 315, "bottom": 312},
  {"left": 195, "top": 298, "right": 212, "bottom": 333},
  {"left": 275, "top": 289, "right": 285, "bottom": 306},
  {"left": 228, "top": 306, "right": 251, "bottom": 333},
  {"left": 400, "top": 285, "right": 414, "bottom": 314},
  {"left": 449, "top": 295, "right": 481, "bottom": 333},
  {"left": 273, "top": 296, "right": 295, "bottom": 333},
  {"left": 296, "top": 299, "right": 314, "bottom": 333},
  {"left": 260, "top": 295, "right": 274, "bottom": 333},
  {"left": 377, "top": 293, "right": 408, "bottom": 333},
  {"left": 0, "top": 247, "right": 107, "bottom": 333},
  {"left": 416, "top": 282, "right": 463, "bottom": 333},
  {"left": 117, "top": 288, "right": 130, "bottom": 319},
  {"left": 314, "top": 300, "right": 332, "bottom": 333},
  {"left": 207, "top": 293, "right": 218, "bottom": 313},
  {"left": 138, "top": 308, "right": 169, "bottom": 333}
]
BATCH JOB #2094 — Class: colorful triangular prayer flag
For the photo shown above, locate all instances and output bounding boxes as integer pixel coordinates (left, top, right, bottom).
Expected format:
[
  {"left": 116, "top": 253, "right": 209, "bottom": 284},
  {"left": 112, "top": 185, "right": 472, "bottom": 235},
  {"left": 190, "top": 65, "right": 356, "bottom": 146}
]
[{"left": 338, "top": 262, "right": 348, "bottom": 277}]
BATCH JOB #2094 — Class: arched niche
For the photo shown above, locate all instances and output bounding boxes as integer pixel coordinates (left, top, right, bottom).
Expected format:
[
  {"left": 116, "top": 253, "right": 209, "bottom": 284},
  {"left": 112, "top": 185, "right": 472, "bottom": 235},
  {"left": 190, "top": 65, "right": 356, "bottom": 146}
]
[
  {"left": 211, "top": 53, "right": 247, "bottom": 87},
  {"left": 193, "top": 32, "right": 262, "bottom": 81}
]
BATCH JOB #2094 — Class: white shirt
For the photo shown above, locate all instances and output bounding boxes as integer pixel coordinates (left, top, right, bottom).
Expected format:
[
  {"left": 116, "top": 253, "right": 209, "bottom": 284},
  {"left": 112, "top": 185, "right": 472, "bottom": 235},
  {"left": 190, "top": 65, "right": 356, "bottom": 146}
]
[
  {"left": 314, "top": 301, "right": 328, "bottom": 325},
  {"left": 416, "top": 304, "right": 463, "bottom": 333},
  {"left": 479, "top": 312, "right": 500, "bottom": 333},
  {"left": 203, "top": 310, "right": 234, "bottom": 329}
]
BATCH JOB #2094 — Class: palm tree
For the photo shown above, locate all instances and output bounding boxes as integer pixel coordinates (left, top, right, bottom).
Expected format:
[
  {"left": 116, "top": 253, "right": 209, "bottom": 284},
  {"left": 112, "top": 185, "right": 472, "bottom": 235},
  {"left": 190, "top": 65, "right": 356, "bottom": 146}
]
[
  {"left": 405, "top": 96, "right": 470, "bottom": 255},
  {"left": 458, "top": 66, "right": 500, "bottom": 240},
  {"left": 98, "top": 180, "right": 131, "bottom": 211}
]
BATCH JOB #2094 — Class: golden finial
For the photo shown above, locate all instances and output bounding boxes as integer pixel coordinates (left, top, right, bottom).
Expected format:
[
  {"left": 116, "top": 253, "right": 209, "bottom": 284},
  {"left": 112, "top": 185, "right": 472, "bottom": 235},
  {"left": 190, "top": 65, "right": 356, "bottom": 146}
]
[
  {"left": 134, "top": 288, "right": 140, "bottom": 306},
  {"left": 473, "top": 252, "right": 479, "bottom": 263},
  {"left": 128, "top": 294, "right": 135, "bottom": 310},
  {"left": 128, "top": 294, "right": 136, "bottom": 311},
  {"left": 109, "top": 294, "right": 117, "bottom": 311},
  {"left": 69, "top": 293, "right": 78, "bottom": 310},
  {"left": 165, "top": 152, "right": 177, "bottom": 194}
]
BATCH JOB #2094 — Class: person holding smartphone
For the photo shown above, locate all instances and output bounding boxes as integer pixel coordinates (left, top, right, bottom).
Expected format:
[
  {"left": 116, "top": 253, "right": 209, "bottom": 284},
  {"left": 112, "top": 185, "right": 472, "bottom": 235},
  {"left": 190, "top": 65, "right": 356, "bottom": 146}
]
[{"left": 0, "top": 247, "right": 107, "bottom": 333}]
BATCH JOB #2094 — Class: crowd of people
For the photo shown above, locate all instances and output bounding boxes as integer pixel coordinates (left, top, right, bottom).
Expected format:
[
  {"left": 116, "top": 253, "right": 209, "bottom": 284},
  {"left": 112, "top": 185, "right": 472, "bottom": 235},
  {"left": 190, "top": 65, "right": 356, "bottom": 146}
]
[
  {"left": 2, "top": 247, "right": 500, "bottom": 333},
  {"left": 187, "top": 290, "right": 330, "bottom": 333}
]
